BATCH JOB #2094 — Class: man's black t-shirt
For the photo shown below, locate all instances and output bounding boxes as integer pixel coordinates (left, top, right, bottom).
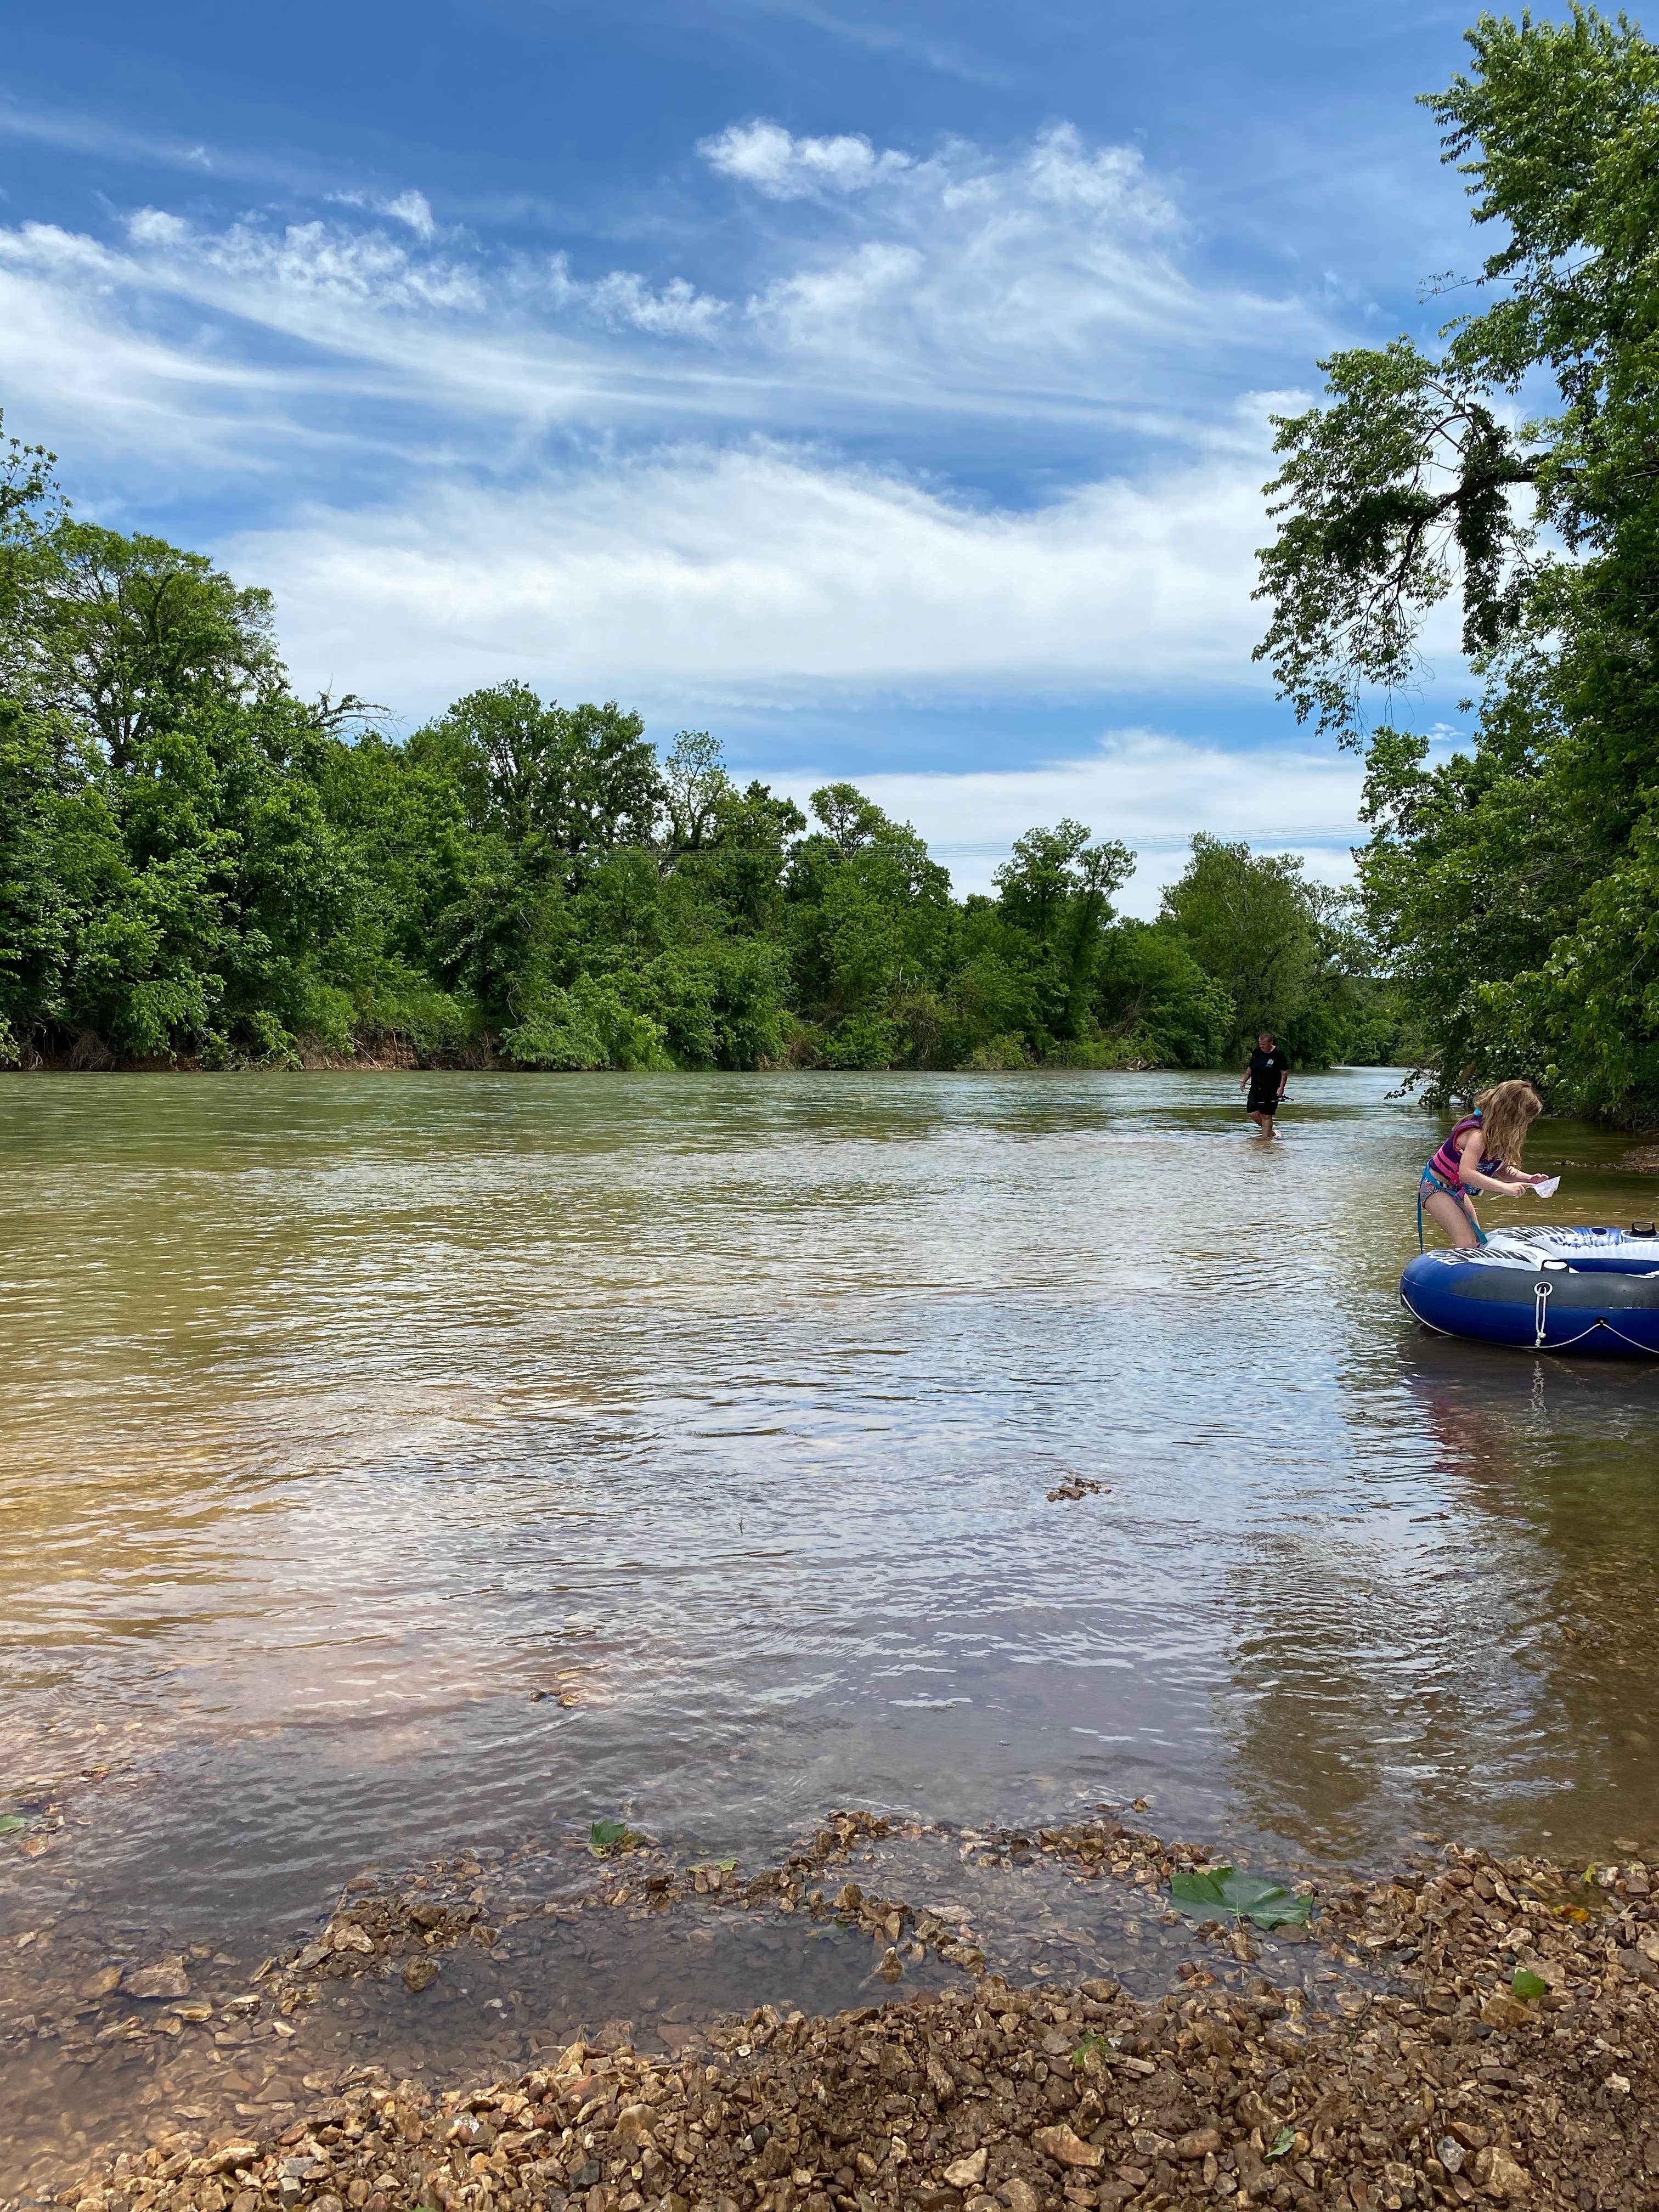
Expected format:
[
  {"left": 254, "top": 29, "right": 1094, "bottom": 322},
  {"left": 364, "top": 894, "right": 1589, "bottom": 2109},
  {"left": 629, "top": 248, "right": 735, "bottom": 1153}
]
[{"left": 1247, "top": 1046, "right": 1289, "bottom": 1104}]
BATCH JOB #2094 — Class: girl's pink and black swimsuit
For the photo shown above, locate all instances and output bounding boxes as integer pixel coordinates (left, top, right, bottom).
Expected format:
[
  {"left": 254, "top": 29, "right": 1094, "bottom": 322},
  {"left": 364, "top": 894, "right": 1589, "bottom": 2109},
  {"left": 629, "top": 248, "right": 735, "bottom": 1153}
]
[{"left": 1423, "top": 1113, "right": 1502, "bottom": 1196}]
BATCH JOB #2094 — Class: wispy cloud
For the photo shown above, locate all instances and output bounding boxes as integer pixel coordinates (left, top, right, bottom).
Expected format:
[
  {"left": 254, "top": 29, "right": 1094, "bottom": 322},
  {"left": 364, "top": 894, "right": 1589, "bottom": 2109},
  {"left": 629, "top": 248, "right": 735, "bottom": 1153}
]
[
  {"left": 699, "top": 120, "right": 917, "bottom": 198},
  {"left": 803, "top": 731, "right": 1368, "bottom": 905},
  {"left": 225, "top": 427, "right": 1279, "bottom": 716},
  {"left": 699, "top": 0, "right": 1008, "bottom": 84},
  {"left": 0, "top": 114, "right": 1327, "bottom": 486},
  {"left": 0, "top": 110, "right": 1364, "bottom": 743}
]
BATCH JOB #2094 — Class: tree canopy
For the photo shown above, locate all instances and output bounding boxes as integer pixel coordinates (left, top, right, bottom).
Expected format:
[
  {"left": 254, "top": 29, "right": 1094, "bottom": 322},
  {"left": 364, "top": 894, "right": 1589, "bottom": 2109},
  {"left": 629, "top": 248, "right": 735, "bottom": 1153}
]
[
  {"left": 1254, "top": 3, "right": 1659, "bottom": 1120},
  {"left": 0, "top": 417, "right": 1395, "bottom": 1076}
]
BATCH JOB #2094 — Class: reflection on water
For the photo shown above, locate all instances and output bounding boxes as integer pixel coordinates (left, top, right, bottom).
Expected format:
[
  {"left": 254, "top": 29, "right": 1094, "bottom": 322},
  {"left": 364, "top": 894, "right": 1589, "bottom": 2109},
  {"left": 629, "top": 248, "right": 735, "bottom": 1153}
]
[{"left": 3, "top": 1069, "right": 1659, "bottom": 1963}]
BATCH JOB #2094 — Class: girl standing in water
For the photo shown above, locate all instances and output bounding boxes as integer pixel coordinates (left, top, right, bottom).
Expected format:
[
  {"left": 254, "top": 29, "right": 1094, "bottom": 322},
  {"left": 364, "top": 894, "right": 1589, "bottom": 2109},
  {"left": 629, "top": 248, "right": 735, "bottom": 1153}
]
[{"left": 1419, "top": 1080, "right": 1551, "bottom": 1247}]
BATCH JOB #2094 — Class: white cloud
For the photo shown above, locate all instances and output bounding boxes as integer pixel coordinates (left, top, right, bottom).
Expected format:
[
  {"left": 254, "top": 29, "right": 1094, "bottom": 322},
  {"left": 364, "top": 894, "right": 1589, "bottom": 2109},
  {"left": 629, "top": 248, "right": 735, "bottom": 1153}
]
[
  {"left": 588, "top": 270, "right": 730, "bottom": 338},
  {"left": 0, "top": 112, "right": 1326, "bottom": 487},
  {"left": 699, "top": 119, "right": 915, "bottom": 198},
  {"left": 228, "top": 431, "right": 1275, "bottom": 711},
  {"left": 791, "top": 731, "right": 1367, "bottom": 907},
  {"left": 0, "top": 112, "right": 1372, "bottom": 744},
  {"left": 328, "top": 188, "right": 439, "bottom": 240}
]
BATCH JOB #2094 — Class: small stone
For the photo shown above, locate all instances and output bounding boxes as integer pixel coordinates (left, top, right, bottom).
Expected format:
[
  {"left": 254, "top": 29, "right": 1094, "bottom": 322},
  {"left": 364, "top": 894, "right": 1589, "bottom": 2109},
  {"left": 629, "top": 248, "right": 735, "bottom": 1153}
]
[
  {"left": 402, "top": 1957, "right": 438, "bottom": 1993},
  {"left": 616, "top": 2104, "right": 657, "bottom": 2148},
  {"left": 1471, "top": 2145, "right": 1530, "bottom": 2199},
  {"left": 1480, "top": 1995, "right": 1531, "bottom": 2030},
  {"left": 205, "top": 2143, "right": 262, "bottom": 2176},
  {"left": 1175, "top": 2128, "right": 1222, "bottom": 2162},
  {"left": 1032, "top": 2127, "right": 1104, "bottom": 2171},
  {"left": 127, "top": 1959, "right": 191, "bottom": 2001},
  {"left": 943, "top": 2152, "right": 987, "bottom": 2190},
  {"left": 328, "top": 1922, "right": 375, "bottom": 1955},
  {"left": 1438, "top": 2138, "right": 1466, "bottom": 2175},
  {"left": 999, "top": 2181, "right": 1040, "bottom": 2212},
  {"left": 232, "top": 2194, "right": 259, "bottom": 2212},
  {"left": 78, "top": 1966, "right": 123, "bottom": 2001}
]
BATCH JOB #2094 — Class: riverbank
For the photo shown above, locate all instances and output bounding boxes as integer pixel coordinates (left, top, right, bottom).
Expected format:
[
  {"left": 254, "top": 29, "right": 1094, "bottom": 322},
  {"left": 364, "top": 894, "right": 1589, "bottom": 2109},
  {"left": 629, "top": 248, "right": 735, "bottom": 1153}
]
[{"left": 18, "top": 1815, "right": 1659, "bottom": 2212}]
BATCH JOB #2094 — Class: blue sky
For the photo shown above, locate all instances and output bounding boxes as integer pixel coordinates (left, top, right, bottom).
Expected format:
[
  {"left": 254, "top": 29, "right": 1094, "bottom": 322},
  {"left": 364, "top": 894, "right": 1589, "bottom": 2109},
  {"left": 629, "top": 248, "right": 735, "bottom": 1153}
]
[{"left": 1, "top": 0, "right": 1509, "bottom": 902}]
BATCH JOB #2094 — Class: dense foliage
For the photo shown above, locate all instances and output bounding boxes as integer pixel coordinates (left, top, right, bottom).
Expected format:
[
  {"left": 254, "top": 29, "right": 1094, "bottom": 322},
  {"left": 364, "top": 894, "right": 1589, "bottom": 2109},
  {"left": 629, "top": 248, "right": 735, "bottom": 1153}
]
[
  {"left": 1255, "top": 4, "right": 1659, "bottom": 1121},
  {"left": 0, "top": 426, "right": 1391, "bottom": 1074}
]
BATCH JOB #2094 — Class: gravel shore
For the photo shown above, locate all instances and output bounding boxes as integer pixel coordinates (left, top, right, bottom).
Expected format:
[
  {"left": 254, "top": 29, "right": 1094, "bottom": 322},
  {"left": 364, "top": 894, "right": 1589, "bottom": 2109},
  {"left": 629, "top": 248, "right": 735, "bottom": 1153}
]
[{"left": 32, "top": 1820, "right": 1659, "bottom": 2212}]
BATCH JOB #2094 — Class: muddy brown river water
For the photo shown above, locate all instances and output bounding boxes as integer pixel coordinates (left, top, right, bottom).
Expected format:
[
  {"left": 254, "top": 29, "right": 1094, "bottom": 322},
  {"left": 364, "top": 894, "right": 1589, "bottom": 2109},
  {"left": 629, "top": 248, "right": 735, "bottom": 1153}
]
[{"left": 3, "top": 1069, "right": 1658, "bottom": 2194}]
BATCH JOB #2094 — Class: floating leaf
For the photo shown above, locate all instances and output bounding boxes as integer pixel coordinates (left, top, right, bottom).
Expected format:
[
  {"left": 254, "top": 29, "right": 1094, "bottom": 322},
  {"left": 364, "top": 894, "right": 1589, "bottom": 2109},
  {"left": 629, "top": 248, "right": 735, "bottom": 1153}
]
[
  {"left": 588, "top": 1819, "right": 644, "bottom": 1858},
  {"left": 1510, "top": 1968, "right": 1548, "bottom": 2002},
  {"left": 0, "top": 1815, "right": 25, "bottom": 1839},
  {"left": 1169, "top": 1865, "right": 1313, "bottom": 1930},
  {"left": 1265, "top": 2128, "right": 1296, "bottom": 2162}
]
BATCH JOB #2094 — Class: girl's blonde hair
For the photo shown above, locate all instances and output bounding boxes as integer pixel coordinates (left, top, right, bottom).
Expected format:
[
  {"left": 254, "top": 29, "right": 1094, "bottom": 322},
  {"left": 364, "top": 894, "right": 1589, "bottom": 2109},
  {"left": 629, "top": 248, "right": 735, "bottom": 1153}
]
[{"left": 1474, "top": 1079, "right": 1544, "bottom": 1165}]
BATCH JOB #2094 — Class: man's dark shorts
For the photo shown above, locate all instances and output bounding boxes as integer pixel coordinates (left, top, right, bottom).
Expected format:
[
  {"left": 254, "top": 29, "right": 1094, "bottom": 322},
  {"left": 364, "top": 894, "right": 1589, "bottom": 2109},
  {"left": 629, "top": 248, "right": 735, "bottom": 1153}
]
[{"left": 1246, "top": 1089, "right": 1279, "bottom": 1116}]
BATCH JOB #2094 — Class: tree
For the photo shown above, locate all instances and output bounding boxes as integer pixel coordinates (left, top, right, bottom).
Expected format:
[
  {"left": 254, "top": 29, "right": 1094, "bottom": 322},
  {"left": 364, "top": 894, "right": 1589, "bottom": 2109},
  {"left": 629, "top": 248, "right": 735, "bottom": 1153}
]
[
  {"left": 26, "top": 524, "right": 282, "bottom": 772},
  {"left": 410, "top": 684, "right": 662, "bottom": 859},
  {"left": 1254, "top": 4, "right": 1659, "bottom": 1114},
  {"left": 994, "top": 820, "right": 1134, "bottom": 1042}
]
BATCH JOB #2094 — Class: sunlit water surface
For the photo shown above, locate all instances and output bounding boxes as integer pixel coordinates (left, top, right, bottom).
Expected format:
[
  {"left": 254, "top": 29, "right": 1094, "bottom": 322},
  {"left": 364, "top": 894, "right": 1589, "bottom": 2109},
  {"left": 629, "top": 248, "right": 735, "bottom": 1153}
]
[{"left": 4, "top": 1069, "right": 1659, "bottom": 1950}]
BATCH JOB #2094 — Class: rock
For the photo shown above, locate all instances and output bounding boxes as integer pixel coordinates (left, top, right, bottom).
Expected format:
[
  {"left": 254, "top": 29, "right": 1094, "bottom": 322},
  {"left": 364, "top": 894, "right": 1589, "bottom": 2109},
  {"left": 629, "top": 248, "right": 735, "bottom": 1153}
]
[
  {"left": 1438, "top": 2137, "right": 1466, "bottom": 2175},
  {"left": 616, "top": 2104, "right": 657, "bottom": 2148},
  {"left": 204, "top": 2143, "right": 262, "bottom": 2175},
  {"left": 126, "top": 1959, "right": 191, "bottom": 2001},
  {"left": 1480, "top": 1994, "right": 1531, "bottom": 2030},
  {"left": 78, "top": 1966, "right": 123, "bottom": 2001},
  {"left": 402, "top": 1957, "right": 438, "bottom": 1992},
  {"left": 999, "top": 2181, "right": 1040, "bottom": 2212},
  {"left": 1471, "top": 2146, "right": 1530, "bottom": 2199},
  {"left": 329, "top": 1922, "right": 375, "bottom": 1955},
  {"left": 1175, "top": 2128, "right": 1222, "bottom": 2161},
  {"left": 1032, "top": 2127, "right": 1104, "bottom": 2171},
  {"left": 943, "top": 2151, "right": 988, "bottom": 2188}
]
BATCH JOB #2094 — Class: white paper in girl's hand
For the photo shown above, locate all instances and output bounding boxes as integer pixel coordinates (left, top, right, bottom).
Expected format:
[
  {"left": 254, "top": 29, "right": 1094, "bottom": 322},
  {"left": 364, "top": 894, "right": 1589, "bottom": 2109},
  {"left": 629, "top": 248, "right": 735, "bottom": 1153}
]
[{"left": 1530, "top": 1176, "right": 1560, "bottom": 1198}]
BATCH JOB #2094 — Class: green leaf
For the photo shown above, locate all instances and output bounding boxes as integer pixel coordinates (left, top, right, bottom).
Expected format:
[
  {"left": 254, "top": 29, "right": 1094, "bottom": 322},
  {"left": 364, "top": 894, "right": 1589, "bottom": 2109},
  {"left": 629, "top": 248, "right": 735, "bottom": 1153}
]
[
  {"left": 1510, "top": 1968, "right": 1548, "bottom": 2002},
  {"left": 589, "top": 1819, "right": 641, "bottom": 1858},
  {"left": 0, "top": 1815, "right": 25, "bottom": 1838},
  {"left": 1265, "top": 2128, "right": 1296, "bottom": 2163},
  {"left": 1169, "top": 1865, "right": 1313, "bottom": 1929}
]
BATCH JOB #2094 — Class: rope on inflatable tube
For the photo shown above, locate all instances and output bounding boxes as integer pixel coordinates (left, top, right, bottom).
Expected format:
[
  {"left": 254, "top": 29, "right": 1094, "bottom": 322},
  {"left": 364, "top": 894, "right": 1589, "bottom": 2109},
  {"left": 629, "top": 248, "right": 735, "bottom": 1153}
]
[{"left": 1400, "top": 1283, "right": 1659, "bottom": 1357}]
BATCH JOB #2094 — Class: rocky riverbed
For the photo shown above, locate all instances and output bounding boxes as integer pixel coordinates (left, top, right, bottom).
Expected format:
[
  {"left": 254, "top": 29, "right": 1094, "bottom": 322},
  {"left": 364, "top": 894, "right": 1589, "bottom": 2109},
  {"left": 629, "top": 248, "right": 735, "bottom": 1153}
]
[{"left": 10, "top": 1814, "right": 1659, "bottom": 2212}]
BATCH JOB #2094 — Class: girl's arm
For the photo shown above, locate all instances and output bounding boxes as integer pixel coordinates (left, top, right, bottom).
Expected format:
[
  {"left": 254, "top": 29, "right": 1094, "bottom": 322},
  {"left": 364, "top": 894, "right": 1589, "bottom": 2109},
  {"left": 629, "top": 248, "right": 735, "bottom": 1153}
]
[{"left": 1457, "top": 1129, "right": 1529, "bottom": 1194}]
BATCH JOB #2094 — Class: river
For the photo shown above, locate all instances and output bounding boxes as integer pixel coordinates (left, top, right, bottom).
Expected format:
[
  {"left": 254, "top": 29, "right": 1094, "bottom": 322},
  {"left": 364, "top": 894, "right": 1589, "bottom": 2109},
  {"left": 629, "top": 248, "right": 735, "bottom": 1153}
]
[{"left": 3, "top": 1068, "right": 1658, "bottom": 2182}]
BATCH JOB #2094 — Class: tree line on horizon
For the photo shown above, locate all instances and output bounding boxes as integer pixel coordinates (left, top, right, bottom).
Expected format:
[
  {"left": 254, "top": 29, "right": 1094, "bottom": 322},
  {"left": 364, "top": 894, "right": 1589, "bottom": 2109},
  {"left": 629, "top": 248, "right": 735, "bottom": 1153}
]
[{"left": 0, "top": 428, "right": 1395, "bottom": 1076}]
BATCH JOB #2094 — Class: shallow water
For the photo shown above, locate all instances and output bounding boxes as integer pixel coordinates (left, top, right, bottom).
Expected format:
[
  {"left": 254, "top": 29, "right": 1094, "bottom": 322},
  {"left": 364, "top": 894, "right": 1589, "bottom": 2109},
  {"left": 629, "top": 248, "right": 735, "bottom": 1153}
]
[{"left": 4, "top": 1068, "right": 1659, "bottom": 1958}]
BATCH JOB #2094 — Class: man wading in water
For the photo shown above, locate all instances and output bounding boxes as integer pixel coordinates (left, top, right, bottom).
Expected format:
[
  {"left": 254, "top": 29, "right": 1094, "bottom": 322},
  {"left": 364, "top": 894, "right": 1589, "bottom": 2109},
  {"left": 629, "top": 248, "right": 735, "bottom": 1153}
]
[{"left": 1240, "top": 1030, "right": 1290, "bottom": 1138}]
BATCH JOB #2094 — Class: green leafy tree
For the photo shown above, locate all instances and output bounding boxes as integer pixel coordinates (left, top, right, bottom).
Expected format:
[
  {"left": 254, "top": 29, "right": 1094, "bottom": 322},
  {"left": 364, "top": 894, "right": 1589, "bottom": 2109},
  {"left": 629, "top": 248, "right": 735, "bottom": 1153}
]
[
  {"left": 993, "top": 820, "right": 1134, "bottom": 1044},
  {"left": 1255, "top": 4, "right": 1659, "bottom": 1114},
  {"left": 27, "top": 524, "right": 281, "bottom": 773}
]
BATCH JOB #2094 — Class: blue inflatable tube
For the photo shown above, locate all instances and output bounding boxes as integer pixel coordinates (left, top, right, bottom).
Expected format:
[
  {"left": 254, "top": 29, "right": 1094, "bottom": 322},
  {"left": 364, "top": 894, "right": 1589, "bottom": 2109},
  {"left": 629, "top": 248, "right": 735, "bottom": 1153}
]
[{"left": 1400, "top": 1227, "right": 1659, "bottom": 1356}]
